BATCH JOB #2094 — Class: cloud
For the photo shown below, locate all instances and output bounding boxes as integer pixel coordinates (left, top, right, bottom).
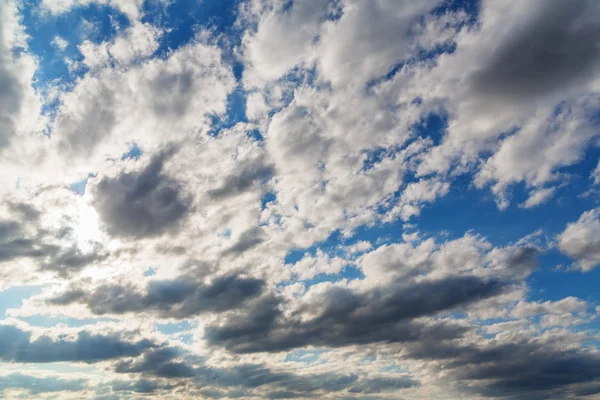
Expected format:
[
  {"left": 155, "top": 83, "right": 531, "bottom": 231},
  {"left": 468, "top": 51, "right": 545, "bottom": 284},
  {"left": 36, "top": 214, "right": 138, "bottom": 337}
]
[
  {"left": 113, "top": 345, "right": 420, "bottom": 397},
  {"left": 206, "top": 236, "right": 537, "bottom": 353},
  {"left": 405, "top": 332, "right": 600, "bottom": 399},
  {"left": 89, "top": 147, "right": 192, "bottom": 239},
  {"left": 45, "top": 38, "right": 235, "bottom": 180},
  {"left": 206, "top": 277, "right": 501, "bottom": 353},
  {"left": 0, "top": 324, "right": 156, "bottom": 363},
  {"left": 208, "top": 158, "right": 274, "bottom": 200},
  {"left": 0, "top": 198, "right": 107, "bottom": 279},
  {"left": 51, "top": 35, "right": 69, "bottom": 50},
  {"left": 593, "top": 161, "right": 600, "bottom": 185},
  {"left": 467, "top": 0, "right": 600, "bottom": 103},
  {"left": 558, "top": 208, "right": 600, "bottom": 271},
  {"left": 415, "top": 0, "right": 600, "bottom": 207},
  {"left": 519, "top": 187, "right": 556, "bottom": 209},
  {"left": 48, "top": 274, "right": 265, "bottom": 318},
  {"left": 1, "top": 1, "right": 600, "bottom": 399},
  {"left": 110, "top": 378, "right": 176, "bottom": 394},
  {"left": 0, "top": 3, "right": 43, "bottom": 151}
]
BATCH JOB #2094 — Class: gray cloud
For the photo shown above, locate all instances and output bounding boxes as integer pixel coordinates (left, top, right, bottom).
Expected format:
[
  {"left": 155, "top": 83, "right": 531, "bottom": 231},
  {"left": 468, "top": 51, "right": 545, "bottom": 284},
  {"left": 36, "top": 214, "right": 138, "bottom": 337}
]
[
  {"left": 91, "top": 147, "right": 191, "bottom": 239},
  {"left": 407, "top": 336, "right": 600, "bottom": 399},
  {"left": 55, "top": 81, "right": 117, "bottom": 154},
  {"left": 206, "top": 275, "right": 508, "bottom": 353},
  {"left": 0, "top": 6, "right": 25, "bottom": 150},
  {"left": 0, "top": 324, "right": 156, "bottom": 363},
  {"left": 208, "top": 158, "right": 274, "bottom": 199},
  {"left": 0, "top": 207, "right": 106, "bottom": 275},
  {"left": 223, "top": 227, "right": 267, "bottom": 256},
  {"left": 469, "top": 0, "right": 600, "bottom": 102},
  {"left": 113, "top": 345, "right": 419, "bottom": 397},
  {"left": 49, "top": 274, "right": 265, "bottom": 318},
  {"left": 110, "top": 378, "right": 176, "bottom": 394}
]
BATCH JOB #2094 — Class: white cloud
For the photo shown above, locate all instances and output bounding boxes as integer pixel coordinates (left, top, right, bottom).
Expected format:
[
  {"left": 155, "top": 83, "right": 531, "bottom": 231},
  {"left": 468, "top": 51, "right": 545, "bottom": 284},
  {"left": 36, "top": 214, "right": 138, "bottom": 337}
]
[
  {"left": 41, "top": 0, "right": 144, "bottom": 22},
  {"left": 1, "top": 1, "right": 600, "bottom": 398},
  {"left": 592, "top": 160, "right": 600, "bottom": 185},
  {"left": 558, "top": 208, "right": 600, "bottom": 272},
  {"left": 51, "top": 35, "right": 68, "bottom": 50},
  {"left": 519, "top": 187, "right": 556, "bottom": 209}
]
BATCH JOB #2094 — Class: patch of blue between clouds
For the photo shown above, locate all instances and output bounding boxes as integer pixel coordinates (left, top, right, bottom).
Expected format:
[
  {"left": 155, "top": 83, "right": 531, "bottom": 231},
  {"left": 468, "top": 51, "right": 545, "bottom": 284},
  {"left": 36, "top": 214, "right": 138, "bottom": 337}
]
[
  {"left": 20, "top": 0, "right": 130, "bottom": 96},
  {"left": 0, "top": 286, "right": 117, "bottom": 328},
  {"left": 19, "top": 315, "right": 119, "bottom": 328},
  {"left": 260, "top": 192, "right": 277, "bottom": 210},
  {"left": 155, "top": 320, "right": 197, "bottom": 335},
  {"left": 141, "top": 0, "right": 242, "bottom": 58},
  {"left": 284, "top": 349, "right": 329, "bottom": 364},
  {"left": 69, "top": 173, "right": 95, "bottom": 195},
  {"left": 209, "top": 87, "right": 248, "bottom": 136},
  {"left": 0, "top": 286, "right": 43, "bottom": 318},
  {"left": 380, "top": 365, "right": 410, "bottom": 374},
  {"left": 122, "top": 142, "right": 143, "bottom": 160}
]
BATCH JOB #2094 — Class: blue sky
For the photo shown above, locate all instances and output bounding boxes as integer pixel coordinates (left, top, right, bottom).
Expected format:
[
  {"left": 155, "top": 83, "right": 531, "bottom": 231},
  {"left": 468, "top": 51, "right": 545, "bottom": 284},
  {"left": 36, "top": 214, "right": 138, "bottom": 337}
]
[{"left": 1, "top": 0, "right": 600, "bottom": 398}]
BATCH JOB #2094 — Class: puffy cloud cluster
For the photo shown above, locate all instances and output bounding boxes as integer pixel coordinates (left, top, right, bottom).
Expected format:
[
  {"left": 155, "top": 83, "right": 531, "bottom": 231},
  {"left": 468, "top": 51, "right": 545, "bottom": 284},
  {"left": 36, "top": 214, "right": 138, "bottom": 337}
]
[{"left": 0, "top": 0, "right": 599, "bottom": 398}]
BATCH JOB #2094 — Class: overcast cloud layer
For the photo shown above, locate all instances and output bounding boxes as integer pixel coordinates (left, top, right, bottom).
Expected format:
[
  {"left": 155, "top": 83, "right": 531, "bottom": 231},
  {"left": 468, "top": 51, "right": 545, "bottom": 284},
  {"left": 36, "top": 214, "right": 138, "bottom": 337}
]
[{"left": 0, "top": 0, "right": 600, "bottom": 399}]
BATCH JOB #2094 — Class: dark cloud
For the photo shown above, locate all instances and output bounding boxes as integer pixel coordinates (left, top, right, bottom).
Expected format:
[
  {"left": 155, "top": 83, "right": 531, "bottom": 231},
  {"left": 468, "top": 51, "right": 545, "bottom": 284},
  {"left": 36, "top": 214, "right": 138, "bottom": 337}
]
[
  {"left": 405, "top": 336, "right": 600, "bottom": 399},
  {"left": 0, "top": 324, "right": 156, "bottom": 363},
  {"left": 0, "top": 211, "right": 106, "bottom": 274},
  {"left": 115, "top": 347, "right": 196, "bottom": 378},
  {"left": 91, "top": 147, "right": 191, "bottom": 238},
  {"left": 223, "top": 227, "right": 267, "bottom": 256},
  {"left": 110, "top": 378, "right": 176, "bottom": 394},
  {"left": 6, "top": 201, "right": 41, "bottom": 221},
  {"left": 208, "top": 158, "right": 274, "bottom": 199},
  {"left": 0, "top": 373, "right": 86, "bottom": 395},
  {"left": 0, "top": 213, "right": 47, "bottom": 262},
  {"left": 206, "top": 275, "right": 507, "bottom": 353},
  {"left": 49, "top": 274, "right": 265, "bottom": 318},
  {"left": 42, "top": 246, "right": 108, "bottom": 276},
  {"left": 470, "top": 0, "right": 600, "bottom": 101},
  {"left": 348, "top": 376, "right": 419, "bottom": 394}
]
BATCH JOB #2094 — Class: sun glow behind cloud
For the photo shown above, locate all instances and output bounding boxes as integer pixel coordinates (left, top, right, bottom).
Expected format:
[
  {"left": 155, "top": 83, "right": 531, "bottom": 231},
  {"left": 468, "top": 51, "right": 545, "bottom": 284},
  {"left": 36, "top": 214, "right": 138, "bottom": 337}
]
[{"left": 0, "top": 0, "right": 599, "bottom": 399}]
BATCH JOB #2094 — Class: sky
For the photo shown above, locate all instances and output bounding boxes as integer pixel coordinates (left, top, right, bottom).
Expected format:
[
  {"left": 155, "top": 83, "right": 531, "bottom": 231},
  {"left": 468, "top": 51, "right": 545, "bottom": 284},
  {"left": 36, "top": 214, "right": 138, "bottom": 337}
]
[{"left": 0, "top": 0, "right": 600, "bottom": 399}]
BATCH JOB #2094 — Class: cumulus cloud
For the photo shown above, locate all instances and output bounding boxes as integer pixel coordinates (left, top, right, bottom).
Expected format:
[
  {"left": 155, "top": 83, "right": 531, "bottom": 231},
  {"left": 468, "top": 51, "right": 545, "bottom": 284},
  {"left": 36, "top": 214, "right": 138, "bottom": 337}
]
[
  {"left": 206, "top": 236, "right": 538, "bottom": 353},
  {"left": 1, "top": 0, "right": 600, "bottom": 398},
  {"left": 416, "top": 0, "right": 600, "bottom": 207},
  {"left": 558, "top": 208, "right": 600, "bottom": 271}
]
